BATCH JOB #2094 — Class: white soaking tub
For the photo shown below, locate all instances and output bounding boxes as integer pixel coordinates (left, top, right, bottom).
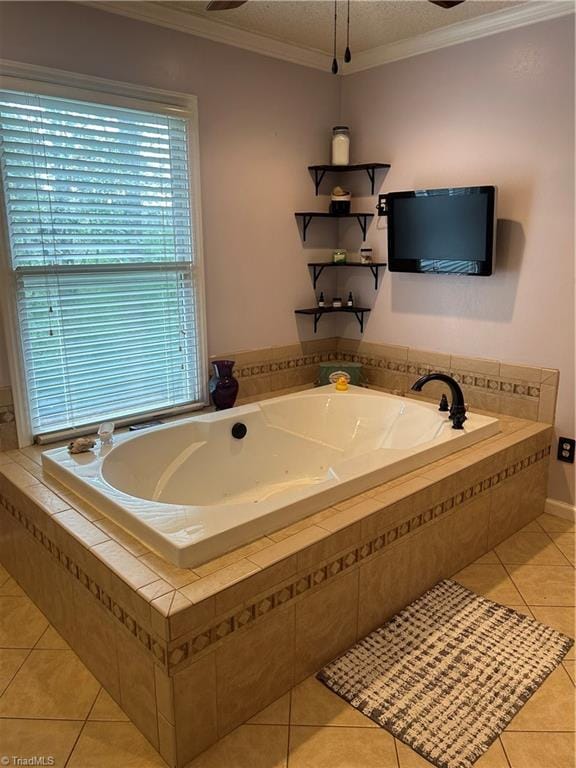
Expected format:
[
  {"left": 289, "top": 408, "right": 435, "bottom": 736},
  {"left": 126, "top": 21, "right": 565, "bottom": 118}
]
[{"left": 42, "top": 386, "right": 500, "bottom": 567}]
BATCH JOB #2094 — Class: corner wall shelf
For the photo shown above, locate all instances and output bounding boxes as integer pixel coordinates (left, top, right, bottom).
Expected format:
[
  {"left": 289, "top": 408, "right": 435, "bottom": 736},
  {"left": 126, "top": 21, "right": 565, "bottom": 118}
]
[
  {"left": 294, "top": 306, "right": 371, "bottom": 334},
  {"left": 308, "top": 261, "right": 387, "bottom": 290},
  {"left": 308, "top": 163, "right": 391, "bottom": 195},
  {"left": 295, "top": 212, "right": 374, "bottom": 242}
]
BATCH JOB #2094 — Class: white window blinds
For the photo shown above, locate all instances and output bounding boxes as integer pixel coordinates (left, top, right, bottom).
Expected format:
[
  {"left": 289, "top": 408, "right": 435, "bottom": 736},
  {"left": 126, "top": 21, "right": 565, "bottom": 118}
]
[{"left": 0, "top": 89, "right": 204, "bottom": 436}]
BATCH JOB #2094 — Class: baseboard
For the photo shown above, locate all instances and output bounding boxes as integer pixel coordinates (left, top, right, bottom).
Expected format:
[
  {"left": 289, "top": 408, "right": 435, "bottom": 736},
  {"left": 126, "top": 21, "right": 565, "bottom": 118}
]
[{"left": 545, "top": 497, "right": 576, "bottom": 522}]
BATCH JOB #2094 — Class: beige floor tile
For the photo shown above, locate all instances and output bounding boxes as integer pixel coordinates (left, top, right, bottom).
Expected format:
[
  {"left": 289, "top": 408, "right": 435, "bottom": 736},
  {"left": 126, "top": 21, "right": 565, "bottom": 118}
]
[
  {"left": 537, "top": 513, "right": 575, "bottom": 534},
  {"left": 505, "top": 667, "right": 575, "bottom": 731},
  {"left": 519, "top": 519, "right": 544, "bottom": 533},
  {"left": 472, "top": 550, "right": 500, "bottom": 565},
  {"left": 507, "top": 565, "right": 575, "bottom": 606},
  {"left": 0, "top": 648, "right": 29, "bottom": 695},
  {"left": 396, "top": 737, "right": 509, "bottom": 767},
  {"left": 291, "top": 676, "right": 377, "bottom": 728},
  {"left": 495, "top": 531, "right": 571, "bottom": 566},
  {"left": 563, "top": 659, "right": 575, "bottom": 683},
  {"left": 0, "top": 718, "right": 82, "bottom": 767},
  {"left": 0, "top": 576, "right": 26, "bottom": 596},
  {"left": 35, "top": 625, "right": 69, "bottom": 650},
  {"left": 452, "top": 564, "right": 525, "bottom": 606},
  {"left": 288, "top": 725, "right": 398, "bottom": 768},
  {"left": 248, "top": 693, "right": 291, "bottom": 725},
  {"left": 550, "top": 532, "right": 576, "bottom": 565},
  {"left": 501, "top": 732, "right": 575, "bottom": 768},
  {"left": 529, "top": 606, "right": 575, "bottom": 659},
  {"left": 507, "top": 604, "right": 534, "bottom": 619},
  {"left": 189, "top": 724, "right": 288, "bottom": 768},
  {"left": 89, "top": 687, "right": 130, "bottom": 721},
  {"left": 0, "top": 649, "right": 99, "bottom": 719},
  {"left": 67, "top": 721, "right": 169, "bottom": 767},
  {"left": 0, "top": 595, "right": 49, "bottom": 648}
]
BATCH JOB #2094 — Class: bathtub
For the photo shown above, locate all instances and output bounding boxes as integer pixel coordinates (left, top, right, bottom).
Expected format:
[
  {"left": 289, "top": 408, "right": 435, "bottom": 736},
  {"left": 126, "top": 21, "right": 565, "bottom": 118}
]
[{"left": 41, "top": 386, "right": 500, "bottom": 567}]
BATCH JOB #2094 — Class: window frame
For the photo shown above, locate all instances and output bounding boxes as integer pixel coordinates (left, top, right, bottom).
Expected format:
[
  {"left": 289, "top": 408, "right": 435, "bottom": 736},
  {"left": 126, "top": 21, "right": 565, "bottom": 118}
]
[{"left": 0, "top": 60, "right": 208, "bottom": 446}]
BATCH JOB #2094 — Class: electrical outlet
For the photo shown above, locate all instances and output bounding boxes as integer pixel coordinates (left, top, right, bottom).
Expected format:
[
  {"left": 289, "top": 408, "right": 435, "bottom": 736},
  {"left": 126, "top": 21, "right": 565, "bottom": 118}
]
[{"left": 557, "top": 437, "right": 575, "bottom": 463}]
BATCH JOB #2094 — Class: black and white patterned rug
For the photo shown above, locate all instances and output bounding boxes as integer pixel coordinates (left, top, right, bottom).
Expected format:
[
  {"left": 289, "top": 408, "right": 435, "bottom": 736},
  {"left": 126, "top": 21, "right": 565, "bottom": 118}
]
[{"left": 318, "top": 579, "right": 573, "bottom": 768}]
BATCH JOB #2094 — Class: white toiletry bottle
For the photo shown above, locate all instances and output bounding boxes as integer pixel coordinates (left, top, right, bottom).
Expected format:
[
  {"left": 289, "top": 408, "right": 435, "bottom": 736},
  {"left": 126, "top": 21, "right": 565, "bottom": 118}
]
[{"left": 331, "top": 126, "right": 350, "bottom": 165}]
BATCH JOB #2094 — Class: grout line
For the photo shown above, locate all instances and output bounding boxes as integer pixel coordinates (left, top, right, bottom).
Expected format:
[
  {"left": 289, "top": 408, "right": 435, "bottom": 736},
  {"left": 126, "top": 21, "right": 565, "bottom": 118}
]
[
  {"left": 64, "top": 719, "right": 89, "bottom": 767},
  {"left": 285, "top": 605, "right": 297, "bottom": 767},
  {"left": 499, "top": 734, "right": 514, "bottom": 768},
  {"left": 493, "top": 547, "right": 505, "bottom": 567},
  {"left": 285, "top": 689, "right": 293, "bottom": 767},
  {"left": 63, "top": 685, "right": 102, "bottom": 768},
  {"left": 0, "top": 714, "right": 87, "bottom": 721},
  {"left": 0, "top": 646, "right": 33, "bottom": 699},
  {"left": 492, "top": 560, "right": 574, "bottom": 568},
  {"left": 392, "top": 735, "right": 401, "bottom": 767},
  {"left": 499, "top": 730, "right": 576, "bottom": 733}
]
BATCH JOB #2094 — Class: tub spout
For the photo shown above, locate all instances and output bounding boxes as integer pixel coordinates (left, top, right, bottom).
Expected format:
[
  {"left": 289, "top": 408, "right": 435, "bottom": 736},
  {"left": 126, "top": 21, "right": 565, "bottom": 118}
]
[{"left": 411, "top": 373, "right": 467, "bottom": 429}]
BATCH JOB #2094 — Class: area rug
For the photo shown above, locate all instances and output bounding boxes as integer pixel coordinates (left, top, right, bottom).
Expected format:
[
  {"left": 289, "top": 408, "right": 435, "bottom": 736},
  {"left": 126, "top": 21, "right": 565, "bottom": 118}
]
[{"left": 318, "top": 579, "right": 573, "bottom": 768}]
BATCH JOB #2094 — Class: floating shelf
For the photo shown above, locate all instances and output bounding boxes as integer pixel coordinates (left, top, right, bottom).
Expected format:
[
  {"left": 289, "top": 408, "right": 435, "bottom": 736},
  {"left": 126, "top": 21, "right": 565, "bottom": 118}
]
[
  {"left": 294, "top": 306, "right": 371, "bottom": 334},
  {"left": 295, "top": 212, "right": 374, "bottom": 242},
  {"left": 308, "top": 261, "right": 387, "bottom": 290},
  {"left": 308, "top": 163, "right": 391, "bottom": 195}
]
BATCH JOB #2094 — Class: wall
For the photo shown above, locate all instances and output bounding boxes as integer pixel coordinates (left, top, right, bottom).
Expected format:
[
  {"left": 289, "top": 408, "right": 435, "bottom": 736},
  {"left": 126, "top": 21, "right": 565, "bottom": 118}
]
[
  {"left": 0, "top": 6, "right": 573, "bottom": 505},
  {"left": 339, "top": 17, "right": 574, "bottom": 505},
  {"left": 0, "top": 1, "right": 340, "bottom": 392}
]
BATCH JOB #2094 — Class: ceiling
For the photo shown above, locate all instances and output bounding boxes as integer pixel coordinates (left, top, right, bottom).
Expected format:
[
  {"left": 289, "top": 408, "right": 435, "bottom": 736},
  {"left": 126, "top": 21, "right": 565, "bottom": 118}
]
[
  {"left": 156, "top": 0, "right": 524, "bottom": 55},
  {"left": 84, "top": 0, "right": 574, "bottom": 72}
]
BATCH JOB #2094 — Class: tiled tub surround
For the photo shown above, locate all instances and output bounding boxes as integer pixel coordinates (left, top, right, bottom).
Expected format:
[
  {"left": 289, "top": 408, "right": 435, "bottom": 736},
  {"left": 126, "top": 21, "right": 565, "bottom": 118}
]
[
  {"left": 0, "top": 337, "right": 559, "bottom": 453},
  {"left": 211, "top": 337, "right": 338, "bottom": 403},
  {"left": 213, "top": 337, "right": 559, "bottom": 424},
  {"left": 0, "top": 414, "right": 552, "bottom": 767},
  {"left": 41, "top": 387, "right": 499, "bottom": 568},
  {"left": 335, "top": 339, "right": 559, "bottom": 424},
  {"left": 0, "top": 386, "right": 17, "bottom": 452}
]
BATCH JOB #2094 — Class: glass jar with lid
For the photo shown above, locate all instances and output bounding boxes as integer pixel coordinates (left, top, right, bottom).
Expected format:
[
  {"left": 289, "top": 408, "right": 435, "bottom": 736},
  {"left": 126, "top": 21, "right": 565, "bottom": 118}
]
[{"left": 331, "top": 126, "right": 350, "bottom": 165}]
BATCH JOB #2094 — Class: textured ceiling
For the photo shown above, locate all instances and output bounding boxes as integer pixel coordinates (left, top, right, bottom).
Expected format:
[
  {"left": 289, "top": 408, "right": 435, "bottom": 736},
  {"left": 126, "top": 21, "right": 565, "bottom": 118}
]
[{"left": 155, "top": 0, "right": 526, "bottom": 54}]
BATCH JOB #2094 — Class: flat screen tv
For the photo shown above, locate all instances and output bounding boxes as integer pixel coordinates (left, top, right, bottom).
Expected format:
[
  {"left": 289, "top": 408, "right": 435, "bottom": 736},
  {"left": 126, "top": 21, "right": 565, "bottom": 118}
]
[{"left": 383, "top": 186, "right": 496, "bottom": 276}]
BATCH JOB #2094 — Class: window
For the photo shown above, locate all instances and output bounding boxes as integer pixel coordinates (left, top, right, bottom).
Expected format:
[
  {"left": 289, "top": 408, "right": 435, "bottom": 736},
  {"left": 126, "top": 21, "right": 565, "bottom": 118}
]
[{"left": 0, "top": 83, "right": 206, "bottom": 440}]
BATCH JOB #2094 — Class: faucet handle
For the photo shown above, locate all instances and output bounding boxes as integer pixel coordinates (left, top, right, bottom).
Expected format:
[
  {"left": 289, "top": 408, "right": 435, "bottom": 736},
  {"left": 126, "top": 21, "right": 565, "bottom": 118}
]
[
  {"left": 449, "top": 405, "right": 467, "bottom": 430},
  {"left": 439, "top": 394, "right": 450, "bottom": 412}
]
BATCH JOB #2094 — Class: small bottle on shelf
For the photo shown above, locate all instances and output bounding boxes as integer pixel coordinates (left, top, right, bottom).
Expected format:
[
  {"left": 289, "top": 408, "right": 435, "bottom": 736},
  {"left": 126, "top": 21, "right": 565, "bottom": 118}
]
[
  {"left": 360, "top": 247, "right": 373, "bottom": 264},
  {"left": 318, "top": 291, "right": 325, "bottom": 307},
  {"left": 347, "top": 291, "right": 354, "bottom": 307}
]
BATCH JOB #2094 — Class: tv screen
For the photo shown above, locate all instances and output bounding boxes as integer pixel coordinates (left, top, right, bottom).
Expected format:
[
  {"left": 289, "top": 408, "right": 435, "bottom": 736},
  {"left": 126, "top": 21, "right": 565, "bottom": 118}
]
[{"left": 384, "top": 186, "right": 496, "bottom": 276}]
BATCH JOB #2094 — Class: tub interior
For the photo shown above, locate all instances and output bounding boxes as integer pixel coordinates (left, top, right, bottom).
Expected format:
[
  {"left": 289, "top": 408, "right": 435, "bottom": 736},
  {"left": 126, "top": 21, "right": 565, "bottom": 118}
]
[{"left": 101, "top": 392, "right": 463, "bottom": 506}]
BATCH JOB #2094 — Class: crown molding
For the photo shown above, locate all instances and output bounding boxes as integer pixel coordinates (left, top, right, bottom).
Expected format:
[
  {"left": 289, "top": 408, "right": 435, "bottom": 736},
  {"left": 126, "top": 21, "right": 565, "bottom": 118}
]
[
  {"left": 81, "top": 1, "right": 332, "bottom": 72},
  {"left": 344, "top": 1, "right": 575, "bottom": 74},
  {"left": 81, "top": 1, "right": 574, "bottom": 76}
]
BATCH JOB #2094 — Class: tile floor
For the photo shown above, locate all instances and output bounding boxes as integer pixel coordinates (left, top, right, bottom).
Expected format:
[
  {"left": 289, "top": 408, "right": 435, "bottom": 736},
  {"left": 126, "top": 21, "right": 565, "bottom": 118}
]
[{"left": 0, "top": 513, "right": 574, "bottom": 768}]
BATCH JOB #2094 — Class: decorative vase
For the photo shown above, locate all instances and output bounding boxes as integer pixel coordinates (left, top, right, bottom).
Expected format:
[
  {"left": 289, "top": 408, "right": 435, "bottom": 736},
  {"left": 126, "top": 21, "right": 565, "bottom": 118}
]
[{"left": 209, "top": 360, "right": 239, "bottom": 410}]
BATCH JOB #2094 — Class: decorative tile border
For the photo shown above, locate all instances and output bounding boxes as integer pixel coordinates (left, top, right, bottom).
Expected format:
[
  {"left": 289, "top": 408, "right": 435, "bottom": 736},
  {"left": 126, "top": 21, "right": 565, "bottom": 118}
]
[
  {"left": 221, "top": 351, "right": 337, "bottom": 381},
  {"left": 167, "top": 443, "right": 551, "bottom": 673},
  {"left": 0, "top": 440, "right": 551, "bottom": 675},
  {"left": 0, "top": 405, "right": 15, "bottom": 423},
  {"left": 337, "top": 351, "right": 542, "bottom": 400},
  {"left": 0, "top": 405, "right": 17, "bottom": 451},
  {"left": 0, "top": 490, "right": 168, "bottom": 669},
  {"left": 211, "top": 342, "right": 547, "bottom": 404}
]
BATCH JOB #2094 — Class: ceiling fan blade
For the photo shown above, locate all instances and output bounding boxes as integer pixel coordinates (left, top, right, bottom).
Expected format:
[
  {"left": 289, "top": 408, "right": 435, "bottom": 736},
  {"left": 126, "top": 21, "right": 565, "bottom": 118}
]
[
  {"left": 429, "top": 0, "right": 465, "bottom": 7},
  {"left": 206, "top": 1, "right": 248, "bottom": 9}
]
